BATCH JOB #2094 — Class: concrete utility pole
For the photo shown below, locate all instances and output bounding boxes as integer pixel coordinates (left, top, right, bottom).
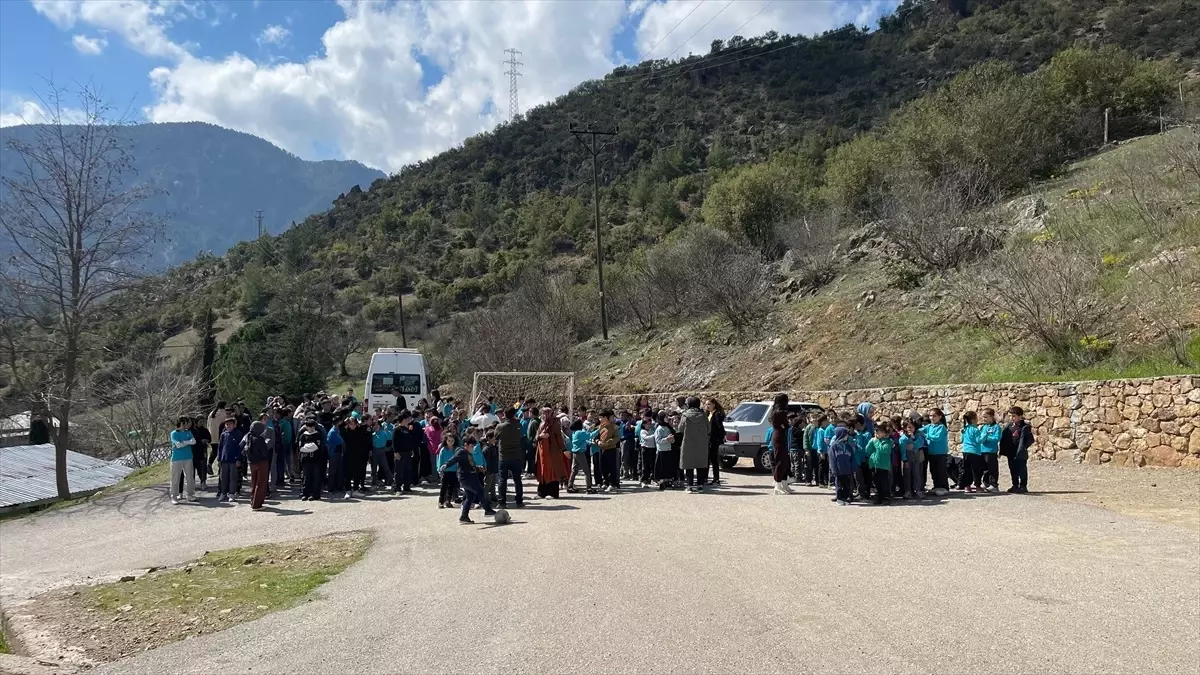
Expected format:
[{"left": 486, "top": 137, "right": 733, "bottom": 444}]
[
  {"left": 255, "top": 210, "right": 264, "bottom": 238},
  {"left": 569, "top": 123, "right": 618, "bottom": 340},
  {"left": 503, "top": 48, "right": 523, "bottom": 121}
]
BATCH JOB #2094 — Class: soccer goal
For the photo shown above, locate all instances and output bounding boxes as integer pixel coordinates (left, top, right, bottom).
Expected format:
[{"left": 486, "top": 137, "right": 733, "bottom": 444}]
[{"left": 470, "top": 372, "right": 575, "bottom": 416}]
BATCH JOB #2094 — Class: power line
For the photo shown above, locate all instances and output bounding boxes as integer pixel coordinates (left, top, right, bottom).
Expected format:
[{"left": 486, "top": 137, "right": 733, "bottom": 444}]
[
  {"left": 725, "top": 0, "right": 774, "bottom": 41},
  {"left": 503, "top": 48, "right": 523, "bottom": 120},
  {"left": 602, "top": 35, "right": 801, "bottom": 87},
  {"left": 640, "top": 0, "right": 707, "bottom": 58},
  {"left": 660, "top": 0, "right": 735, "bottom": 62}
]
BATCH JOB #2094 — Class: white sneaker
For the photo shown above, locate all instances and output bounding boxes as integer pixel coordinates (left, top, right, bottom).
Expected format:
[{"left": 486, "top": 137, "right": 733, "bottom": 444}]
[
  {"left": 170, "top": 498, "right": 180, "bottom": 504},
  {"left": 773, "top": 481, "right": 791, "bottom": 495},
  {"left": 343, "top": 492, "right": 351, "bottom": 499}
]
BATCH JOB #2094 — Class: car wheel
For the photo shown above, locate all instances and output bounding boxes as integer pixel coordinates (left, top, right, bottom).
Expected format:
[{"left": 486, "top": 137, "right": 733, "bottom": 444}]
[
  {"left": 753, "top": 448, "right": 772, "bottom": 473},
  {"left": 720, "top": 456, "right": 738, "bottom": 469}
]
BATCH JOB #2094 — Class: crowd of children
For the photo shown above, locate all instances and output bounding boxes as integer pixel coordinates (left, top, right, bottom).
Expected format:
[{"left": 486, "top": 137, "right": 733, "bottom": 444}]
[
  {"left": 777, "top": 401, "right": 1035, "bottom": 505},
  {"left": 163, "top": 389, "right": 1034, "bottom": 519}
]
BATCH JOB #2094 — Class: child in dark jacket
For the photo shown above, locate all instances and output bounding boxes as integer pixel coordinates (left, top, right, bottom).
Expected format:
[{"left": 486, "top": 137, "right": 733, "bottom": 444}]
[
  {"left": 446, "top": 437, "right": 496, "bottom": 524},
  {"left": 828, "top": 427, "right": 856, "bottom": 505},
  {"left": 216, "top": 417, "right": 244, "bottom": 502}
]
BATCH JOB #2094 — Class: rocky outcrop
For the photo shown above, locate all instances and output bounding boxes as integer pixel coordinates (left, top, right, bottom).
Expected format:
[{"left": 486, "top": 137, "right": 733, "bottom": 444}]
[{"left": 585, "top": 376, "right": 1200, "bottom": 468}]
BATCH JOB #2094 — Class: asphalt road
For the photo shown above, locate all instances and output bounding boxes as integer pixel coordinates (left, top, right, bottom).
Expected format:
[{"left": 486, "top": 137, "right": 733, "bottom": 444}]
[{"left": 2, "top": 467, "right": 1197, "bottom": 674}]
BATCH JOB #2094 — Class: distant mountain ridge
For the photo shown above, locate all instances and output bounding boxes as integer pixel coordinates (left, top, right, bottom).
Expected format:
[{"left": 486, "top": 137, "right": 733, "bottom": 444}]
[{"left": 0, "top": 121, "right": 385, "bottom": 265}]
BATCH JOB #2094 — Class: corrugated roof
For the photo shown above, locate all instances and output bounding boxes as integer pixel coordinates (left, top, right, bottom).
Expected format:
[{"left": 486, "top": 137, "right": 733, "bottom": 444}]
[{"left": 0, "top": 443, "right": 134, "bottom": 508}]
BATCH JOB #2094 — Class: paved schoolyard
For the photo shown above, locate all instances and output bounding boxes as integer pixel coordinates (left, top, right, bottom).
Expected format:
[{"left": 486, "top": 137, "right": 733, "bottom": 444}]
[{"left": 1, "top": 467, "right": 1197, "bottom": 674}]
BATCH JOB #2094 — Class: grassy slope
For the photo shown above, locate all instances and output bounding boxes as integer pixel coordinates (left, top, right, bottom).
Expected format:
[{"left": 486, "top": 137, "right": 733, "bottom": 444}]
[{"left": 573, "top": 133, "right": 1200, "bottom": 395}]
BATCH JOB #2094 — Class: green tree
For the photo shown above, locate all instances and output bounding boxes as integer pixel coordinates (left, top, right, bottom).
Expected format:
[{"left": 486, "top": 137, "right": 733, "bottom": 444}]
[{"left": 701, "top": 155, "right": 819, "bottom": 254}]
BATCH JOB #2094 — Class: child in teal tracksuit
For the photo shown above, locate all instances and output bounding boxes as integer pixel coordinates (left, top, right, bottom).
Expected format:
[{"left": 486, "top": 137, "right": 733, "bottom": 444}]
[
  {"left": 436, "top": 434, "right": 460, "bottom": 508},
  {"left": 866, "top": 424, "right": 895, "bottom": 505},
  {"left": 979, "top": 408, "right": 1002, "bottom": 492},
  {"left": 958, "top": 411, "right": 983, "bottom": 492},
  {"left": 854, "top": 416, "right": 872, "bottom": 500}
]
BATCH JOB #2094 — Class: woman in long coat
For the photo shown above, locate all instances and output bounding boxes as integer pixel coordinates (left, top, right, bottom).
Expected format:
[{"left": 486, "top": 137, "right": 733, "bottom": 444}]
[
  {"left": 771, "top": 393, "right": 792, "bottom": 494},
  {"left": 678, "top": 397, "right": 710, "bottom": 492},
  {"left": 535, "top": 406, "right": 567, "bottom": 498}
]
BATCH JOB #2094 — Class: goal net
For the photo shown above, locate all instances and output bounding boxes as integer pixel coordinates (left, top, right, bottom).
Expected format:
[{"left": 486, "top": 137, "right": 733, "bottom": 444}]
[{"left": 470, "top": 372, "right": 575, "bottom": 417}]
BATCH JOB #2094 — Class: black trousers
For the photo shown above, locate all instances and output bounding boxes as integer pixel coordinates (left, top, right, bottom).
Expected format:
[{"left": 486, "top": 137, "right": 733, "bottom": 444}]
[
  {"left": 872, "top": 469, "right": 891, "bottom": 504},
  {"left": 707, "top": 442, "right": 721, "bottom": 483},
  {"left": 981, "top": 453, "right": 999, "bottom": 488},
  {"left": 193, "top": 446, "right": 208, "bottom": 484},
  {"left": 395, "top": 453, "right": 414, "bottom": 490},
  {"left": 835, "top": 473, "right": 855, "bottom": 502},
  {"left": 929, "top": 454, "right": 949, "bottom": 491},
  {"left": 439, "top": 472, "right": 460, "bottom": 504},
  {"left": 857, "top": 461, "right": 872, "bottom": 499},
  {"left": 328, "top": 454, "right": 345, "bottom": 493},
  {"left": 804, "top": 450, "right": 821, "bottom": 484},
  {"left": 959, "top": 453, "right": 983, "bottom": 488},
  {"left": 640, "top": 447, "right": 656, "bottom": 484},
  {"left": 601, "top": 448, "right": 620, "bottom": 487},
  {"left": 349, "top": 450, "right": 368, "bottom": 490},
  {"left": 301, "top": 457, "right": 324, "bottom": 498},
  {"left": 416, "top": 450, "right": 432, "bottom": 482},
  {"left": 1007, "top": 451, "right": 1029, "bottom": 489},
  {"left": 622, "top": 438, "right": 638, "bottom": 475},
  {"left": 207, "top": 442, "right": 219, "bottom": 471},
  {"left": 592, "top": 453, "right": 602, "bottom": 486},
  {"left": 685, "top": 467, "right": 709, "bottom": 486}
]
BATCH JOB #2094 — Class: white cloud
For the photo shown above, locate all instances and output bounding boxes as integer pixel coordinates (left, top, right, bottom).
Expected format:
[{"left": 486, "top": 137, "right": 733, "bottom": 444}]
[
  {"left": 256, "top": 24, "right": 289, "bottom": 47},
  {"left": 71, "top": 33, "right": 107, "bottom": 55},
  {"left": 635, "top": 0, "right": 895, "bottom": 61},
  {"left": 31, "top": 0, "right": 190, "bottom": 60},
  {"left": 27, "top": 0, "right": 899, "bottom": 173},
  {"left": 0, "top": 96, "right": 88, "bottom": 127},
  {"left": 145, "top": 0, "right": 627, "bottom": 171}
]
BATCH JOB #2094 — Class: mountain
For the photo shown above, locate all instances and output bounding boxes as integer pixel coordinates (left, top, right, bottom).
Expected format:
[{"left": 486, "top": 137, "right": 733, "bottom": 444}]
[
  {"left": 4, "top": 0, "right": 1199, "bottom": 412},
  {"left": 0, "top": 121, "right": 384, "bottom": 265}
]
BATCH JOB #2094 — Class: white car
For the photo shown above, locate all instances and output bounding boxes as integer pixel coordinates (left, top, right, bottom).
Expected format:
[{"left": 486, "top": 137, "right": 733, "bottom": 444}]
[{"left": 719, "top": 400, "right": 824, "bottom": 472}]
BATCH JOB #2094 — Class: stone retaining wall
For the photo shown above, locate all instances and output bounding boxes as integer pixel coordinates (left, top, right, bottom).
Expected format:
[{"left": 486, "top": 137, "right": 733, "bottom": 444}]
[{"left": 583, "top": 376, "right": 1200, "bottom": 468}]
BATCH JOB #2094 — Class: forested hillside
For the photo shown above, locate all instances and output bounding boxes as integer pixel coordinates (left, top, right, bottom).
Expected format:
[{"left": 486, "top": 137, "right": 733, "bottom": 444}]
[
  {"left": 0, "top": 121, "right": 383, "bottom": 264},
  {"left": 4, "top": 0, "right": 1199, "bottom": 417}
]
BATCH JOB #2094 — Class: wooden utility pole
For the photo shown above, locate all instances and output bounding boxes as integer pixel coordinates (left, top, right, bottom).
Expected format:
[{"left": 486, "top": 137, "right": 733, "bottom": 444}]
[
  {"left": 1103, "top": 107, "right": 1110, "bottom": 145},
  {"left": 569, "top": 123, "right": 618, "bottom": 340},
  {"left": 396, "top": 285, "right": 408, "bottom": 348}
]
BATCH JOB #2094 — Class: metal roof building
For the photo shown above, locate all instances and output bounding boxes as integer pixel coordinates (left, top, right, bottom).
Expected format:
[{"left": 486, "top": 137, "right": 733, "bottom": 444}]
[{"left": 0, "top": 443, "right": 134, "bottom": 511}]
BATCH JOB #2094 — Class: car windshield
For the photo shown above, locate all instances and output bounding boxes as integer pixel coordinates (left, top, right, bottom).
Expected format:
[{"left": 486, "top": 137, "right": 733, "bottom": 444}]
[{"left": 726, "top": 403, "right": 769, "bottom": 423}]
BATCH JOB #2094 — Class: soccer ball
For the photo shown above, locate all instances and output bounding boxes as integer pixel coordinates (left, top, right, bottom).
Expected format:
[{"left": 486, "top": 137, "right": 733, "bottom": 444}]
[{"left": 493, "top": 509, "right": 510, "bottom": 525}]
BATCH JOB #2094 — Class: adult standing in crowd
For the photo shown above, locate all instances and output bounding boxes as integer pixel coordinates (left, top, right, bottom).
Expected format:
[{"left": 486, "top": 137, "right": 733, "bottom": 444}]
[
  {"left": 678, "top": 397, "right": 710, "bottom": 493},
  {"left": 771, "top": 393, "right": 793, "bottom": 494},
  {"left": 705, "top": 398, "right": 725, "bottom": 485},
  {"left": 206, "top": 402, "right": 226, "bottom": 475},
  {"left": 342, "top": 415, "right": 372, "bottom": 497},
  {"left": 495, "top": 407, "right": 526, "bottom": 507},
  {"left": 191, "top": 415, "right": 211, "bottom": 490},
  {"left": 535, "top": 406, "right": 567, "bottom": 498}
]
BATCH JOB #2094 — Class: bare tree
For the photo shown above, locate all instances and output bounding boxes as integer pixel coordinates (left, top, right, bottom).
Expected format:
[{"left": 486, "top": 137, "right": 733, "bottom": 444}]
[
  {"left": 85, "top": 362, "right": 203, "bottom": 466},
  {"left": 606, "top": 252, "right": 657, "bottom": 330},
  {"left": 880, "top": 168, "right": 1001, "bottom": 274},
  {"left": 775, "top": 210, "right": 839, "bottom": 290},
  {"left": 955, "top": 240, "right": 1113, "bottom": 366},
  {"left": 325, "top": 313, "right": 376, "bottom": 377},
  {"left": 0, "top": 82, "right": 162, "bottom": 497},
  {"left": 657, "top": 226, "right": 770, "bottom": 333}
]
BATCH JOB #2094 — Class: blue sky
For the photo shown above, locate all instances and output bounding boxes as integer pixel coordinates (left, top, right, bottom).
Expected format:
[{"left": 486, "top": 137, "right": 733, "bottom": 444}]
[{"left": 0, "top": 1, "right": 899, "bottom": 171}]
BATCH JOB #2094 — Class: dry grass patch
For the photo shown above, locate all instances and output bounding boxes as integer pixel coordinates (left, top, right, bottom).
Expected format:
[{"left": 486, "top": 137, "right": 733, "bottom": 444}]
[{"left": 23, "top": 531, "right": 372, "bottom": 663}]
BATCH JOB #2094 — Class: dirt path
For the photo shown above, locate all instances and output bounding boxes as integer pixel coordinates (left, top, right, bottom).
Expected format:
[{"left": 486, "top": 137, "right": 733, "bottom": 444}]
[{"left": 2, "top": 463, "right": 1197, "bottom": 674}]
